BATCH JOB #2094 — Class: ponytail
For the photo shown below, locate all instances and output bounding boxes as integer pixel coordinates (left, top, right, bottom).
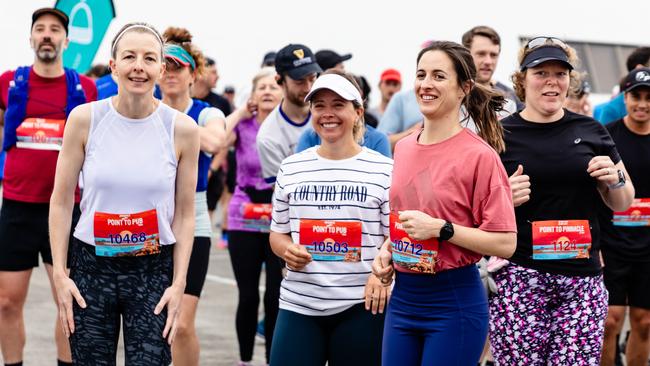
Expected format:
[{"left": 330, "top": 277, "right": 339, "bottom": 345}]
[
  {"left": 464, "top": 83, "right": 506, "bottom": 153},
  {"left": 418, "top": 41, "right": 507, "bottom": 153}
]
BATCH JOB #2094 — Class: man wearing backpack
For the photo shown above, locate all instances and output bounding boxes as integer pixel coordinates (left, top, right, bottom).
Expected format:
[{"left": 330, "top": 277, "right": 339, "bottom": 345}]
[{"left": 0, "top": 8, "right": 96, "bottom": 366}]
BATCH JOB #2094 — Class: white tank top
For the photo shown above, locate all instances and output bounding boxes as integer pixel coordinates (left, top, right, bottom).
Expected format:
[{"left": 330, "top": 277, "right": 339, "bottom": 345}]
[{"left": 74, "top": 98, "right": 179, "bottom": 246}]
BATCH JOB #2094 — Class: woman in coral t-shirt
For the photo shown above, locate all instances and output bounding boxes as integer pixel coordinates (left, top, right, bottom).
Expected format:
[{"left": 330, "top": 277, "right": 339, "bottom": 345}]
[{"left": 373, "top": 41, "right": 517, "bottom": 366}]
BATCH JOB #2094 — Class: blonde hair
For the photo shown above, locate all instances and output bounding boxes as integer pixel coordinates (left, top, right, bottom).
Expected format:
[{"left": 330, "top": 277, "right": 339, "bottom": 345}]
[
  {"left": 512, "top": 42, "right": 581, "bottom": 103},
  {"left": 318, "top": 69, "right": 366, "bottom": 144},
  {"left": 111, "top": 22, "right": 163, "bottom": 59},
  {"left": 251, "top": 67, "right": 278, "bottom": 92}
]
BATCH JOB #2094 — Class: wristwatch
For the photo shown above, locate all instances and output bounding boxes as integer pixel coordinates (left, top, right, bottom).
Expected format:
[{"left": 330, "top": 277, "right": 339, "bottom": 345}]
[
  {"left": 608, "top": 169, "right": 626, "bottom": 190},
  {"left": 439, "top": 221, "right": 454, "bottom": 241}
]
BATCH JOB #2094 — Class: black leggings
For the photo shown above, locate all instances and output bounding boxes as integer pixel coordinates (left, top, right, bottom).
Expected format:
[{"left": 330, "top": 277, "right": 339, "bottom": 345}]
[
  {"left": 228, "top": 230, "right": 283, "bottom": 363},
  {"left": 69, "top": 239, "right": 173, "bottom": 366}
]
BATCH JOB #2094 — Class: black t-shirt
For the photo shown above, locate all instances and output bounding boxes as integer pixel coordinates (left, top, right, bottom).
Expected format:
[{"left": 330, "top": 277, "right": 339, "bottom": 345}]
[
  {"left": 500, "top": 110, "right": 620, "bottom": 277},
  {"left": 201, "top": 91, "right": 232, "bottom": 116},
  {"left": 599, "top": 119, "right": 650, "bottom": 261}
]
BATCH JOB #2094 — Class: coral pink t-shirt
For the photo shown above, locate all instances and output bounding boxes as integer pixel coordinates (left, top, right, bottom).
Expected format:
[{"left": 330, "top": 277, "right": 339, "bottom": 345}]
[{"left": 391, "top": 128, "right": 516, "bottom": 273}]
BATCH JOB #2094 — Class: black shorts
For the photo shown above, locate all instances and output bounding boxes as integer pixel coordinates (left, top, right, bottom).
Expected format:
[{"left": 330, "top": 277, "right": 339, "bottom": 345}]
[
  {"left": 0, "top": 198, "right": 80, "bottom": 271},
  {"left": 184, "top": 236, "right": 211, "bottom": 297},
  {"left": 603, "top": 252, "right": 650, "bottom": 309}
]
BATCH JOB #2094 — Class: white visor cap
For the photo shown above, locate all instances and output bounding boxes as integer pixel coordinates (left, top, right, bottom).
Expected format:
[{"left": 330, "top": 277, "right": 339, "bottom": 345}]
[{"left": 304, "top": 74, "right": 363, "bottom": 106}]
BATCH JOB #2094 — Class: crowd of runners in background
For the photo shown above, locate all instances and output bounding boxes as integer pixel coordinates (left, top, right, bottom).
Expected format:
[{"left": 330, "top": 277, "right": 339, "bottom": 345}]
[{"left": 0, "top": 6, "right": 650, "bottom": 366}]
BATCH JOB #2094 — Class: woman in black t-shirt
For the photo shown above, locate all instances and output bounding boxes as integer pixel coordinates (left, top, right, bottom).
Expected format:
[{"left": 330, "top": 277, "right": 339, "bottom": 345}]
[{"left": 488, "top": 37, "right": 635, "bottom": 366}]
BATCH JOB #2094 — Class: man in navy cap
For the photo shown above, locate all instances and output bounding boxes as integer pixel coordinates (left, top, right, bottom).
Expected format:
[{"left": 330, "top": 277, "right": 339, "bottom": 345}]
[{"left": 256, "top": 44, "right": 322, "bottom": 184}]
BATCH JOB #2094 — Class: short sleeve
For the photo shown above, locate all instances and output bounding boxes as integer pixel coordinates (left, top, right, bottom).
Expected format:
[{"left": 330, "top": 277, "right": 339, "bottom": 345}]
[
  {"left": 472, "top": 151, "right": 517, "bottom": 232},
  {"left": 198, "top": 107, "right": 226, "bottom": 127},
  {"left": 378, "top": 92, "right": 404, "bottom": 135},
  {"left": 271, "top": 167, "right": 291, "bottom": 233},
  {"left": 367, "top": 128, "right": 392, "bottom": 158},
  {"left": 295, "top": 129, "right": 319, "bottom": 153},
  {"left": 380, "top": 176, "right": 391, "bottom": 238},
  {"left": 595, "top": 121, "right": 621, "bottom": 165},
  {"left": 256, "top": 133, "right": 285, "bottom": 184},
  {"left": 594, "top": 94, "right": 625, "bottom": 125}
]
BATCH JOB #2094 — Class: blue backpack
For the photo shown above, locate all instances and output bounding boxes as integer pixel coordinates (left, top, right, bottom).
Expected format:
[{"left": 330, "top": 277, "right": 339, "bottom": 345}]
[
  {"left": 187, "top": 99, "right": 212, "bottom": 192},
  {"left": 3, "top": 66, "right": 86, "bottom": 151}
]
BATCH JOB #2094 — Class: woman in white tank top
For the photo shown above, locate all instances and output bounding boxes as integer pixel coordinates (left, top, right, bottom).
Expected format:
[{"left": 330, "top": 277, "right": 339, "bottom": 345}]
[{"left": 49, "top": 22, "right": 199, "bottom": 365}]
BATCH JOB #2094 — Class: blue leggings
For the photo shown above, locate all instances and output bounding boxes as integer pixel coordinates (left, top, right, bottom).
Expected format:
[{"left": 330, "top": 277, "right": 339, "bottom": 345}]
[{"left": 382, "top": 265, "right": 488, "bottom": 366}]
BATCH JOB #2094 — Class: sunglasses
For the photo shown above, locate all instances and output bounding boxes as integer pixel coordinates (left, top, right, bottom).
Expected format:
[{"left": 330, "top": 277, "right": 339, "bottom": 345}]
[
  {"left": 164, "top": 58, "right": 187, "bottom": 71},
  {"left": 524, "top": 37, "right": 568, "bottom": 50}
]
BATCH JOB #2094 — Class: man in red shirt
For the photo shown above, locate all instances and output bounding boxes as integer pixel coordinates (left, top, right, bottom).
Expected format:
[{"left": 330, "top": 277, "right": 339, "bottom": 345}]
[{"left": 0, "top": 8, "right": 97, "bottom": 366}]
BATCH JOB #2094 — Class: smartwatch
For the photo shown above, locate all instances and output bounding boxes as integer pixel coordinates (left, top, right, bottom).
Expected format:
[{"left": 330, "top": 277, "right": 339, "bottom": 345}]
[
  {"left": 608, "top": 169, "right": 626, "bottom": 190},
  {"left": 439, "top": 220, "right": 454, "bottom": 241}
]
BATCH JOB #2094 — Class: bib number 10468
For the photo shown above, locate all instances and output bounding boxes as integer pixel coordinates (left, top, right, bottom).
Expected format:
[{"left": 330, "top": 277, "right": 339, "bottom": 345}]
[{"left": 93, "top": 209, "right": 160, "bottom": 257}]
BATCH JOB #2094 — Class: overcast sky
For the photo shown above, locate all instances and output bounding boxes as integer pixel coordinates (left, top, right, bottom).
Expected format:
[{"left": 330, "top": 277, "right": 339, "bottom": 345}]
[{"left": 1, "top": 0, "right": 647, "bottom": 105}]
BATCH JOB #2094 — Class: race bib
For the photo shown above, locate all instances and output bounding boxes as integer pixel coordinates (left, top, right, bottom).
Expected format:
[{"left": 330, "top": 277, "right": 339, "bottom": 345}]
[
  {"left": 93, "top": 209, "right": 160, "bottom": 257},
  {"left": 532, "top": 220, "right": 591, "bottom": 260},
  {"left": 16, "top": 118, "right": 65, "bottom": 151},
  {"left": 242, "top": 203, "right": 272, "bottom": 233},
  {"left": 613, "top": 198, "right": 650, "bottom": 227},
  {"left": 390, "top": 212, "right": 439, "bottom": 274},
  {"left": 299, "top": 220, "right": 362, "bottom": 262}
]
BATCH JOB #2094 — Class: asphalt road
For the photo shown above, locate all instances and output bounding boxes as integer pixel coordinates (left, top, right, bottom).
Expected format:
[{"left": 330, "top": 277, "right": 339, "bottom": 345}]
[{"left": 18, "top": 241, "right": 267, "bottom": 365}]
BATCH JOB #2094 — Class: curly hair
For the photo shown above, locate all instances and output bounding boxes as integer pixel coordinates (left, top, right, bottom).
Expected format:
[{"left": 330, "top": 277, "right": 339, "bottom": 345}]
[
  {"left": 511, "top": 41, "right": 581, "bottom": 103},
  {"left": 162, "top": 27, "right": 206, "bottom": 77}
]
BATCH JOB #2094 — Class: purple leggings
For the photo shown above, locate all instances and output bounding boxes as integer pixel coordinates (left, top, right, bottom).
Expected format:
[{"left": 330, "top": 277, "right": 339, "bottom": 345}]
[{"left": 489, "top": 263, "right": 608, "bottom": 366}]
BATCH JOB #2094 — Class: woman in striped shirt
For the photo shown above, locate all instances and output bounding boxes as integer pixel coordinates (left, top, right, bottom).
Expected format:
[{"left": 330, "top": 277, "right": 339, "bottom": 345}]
[{"left": 269, "top": 69, "right": 392, "bottom": 366}]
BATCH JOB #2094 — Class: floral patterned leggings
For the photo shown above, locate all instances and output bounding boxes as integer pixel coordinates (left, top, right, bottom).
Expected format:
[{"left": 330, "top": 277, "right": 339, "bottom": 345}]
[{"left": 488, "top": 263, "right": 608, "bottom": 366}]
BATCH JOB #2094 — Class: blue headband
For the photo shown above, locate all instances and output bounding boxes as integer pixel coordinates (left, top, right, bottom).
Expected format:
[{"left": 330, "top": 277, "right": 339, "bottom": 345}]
[{"left": 164, "top": 44, "right": 196, "bottom": 70}]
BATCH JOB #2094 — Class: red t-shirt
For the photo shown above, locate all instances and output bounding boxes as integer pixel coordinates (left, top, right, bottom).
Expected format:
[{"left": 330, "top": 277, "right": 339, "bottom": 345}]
[
  {"left": 0, "top": 68, "right": 97, "bottom": 203},
  {"left": 391, "top": 128, "right": 516, "bottom": 273}
]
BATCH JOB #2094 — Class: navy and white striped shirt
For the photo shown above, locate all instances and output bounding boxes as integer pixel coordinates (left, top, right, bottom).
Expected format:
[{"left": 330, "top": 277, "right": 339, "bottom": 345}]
[{"left": 271, "top": 147, "right": 392, "bottom": 316}]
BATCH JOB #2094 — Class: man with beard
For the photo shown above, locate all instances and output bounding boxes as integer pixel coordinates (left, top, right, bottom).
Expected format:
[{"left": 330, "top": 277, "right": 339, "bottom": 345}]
[
  {"left": 256, "top": 44, "right": 321, "bottom": 183},
  {"left": 0, "top": 8, "right": 96, "bottom": 366}
]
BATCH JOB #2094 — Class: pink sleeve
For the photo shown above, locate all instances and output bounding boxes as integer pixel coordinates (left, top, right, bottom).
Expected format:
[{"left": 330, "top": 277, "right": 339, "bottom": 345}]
[{"left": 472, "top": 151, "right": 517, "bottom": 232}]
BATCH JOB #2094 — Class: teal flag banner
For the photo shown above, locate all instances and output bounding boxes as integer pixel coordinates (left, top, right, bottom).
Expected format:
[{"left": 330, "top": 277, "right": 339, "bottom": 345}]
[{"left": 55, "top": 0, "right": 116, "bottom": 73}]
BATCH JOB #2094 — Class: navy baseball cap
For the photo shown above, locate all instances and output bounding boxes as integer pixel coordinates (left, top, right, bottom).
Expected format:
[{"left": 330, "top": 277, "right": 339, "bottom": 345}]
[
  {"left": 275, "top": 44, "right": 322, "bottom": 80},
  {"left": 520, "top": 46, "right": 573, "bottom": 71},
  {"left": 315, "top": 50, "right": 352, "bottom": 71},
  {"left": 623, "top": 67, "right": 650, "bottom": 93},
  {"left": 262, "top": 51, "right": 276, "bottom": 67}
]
